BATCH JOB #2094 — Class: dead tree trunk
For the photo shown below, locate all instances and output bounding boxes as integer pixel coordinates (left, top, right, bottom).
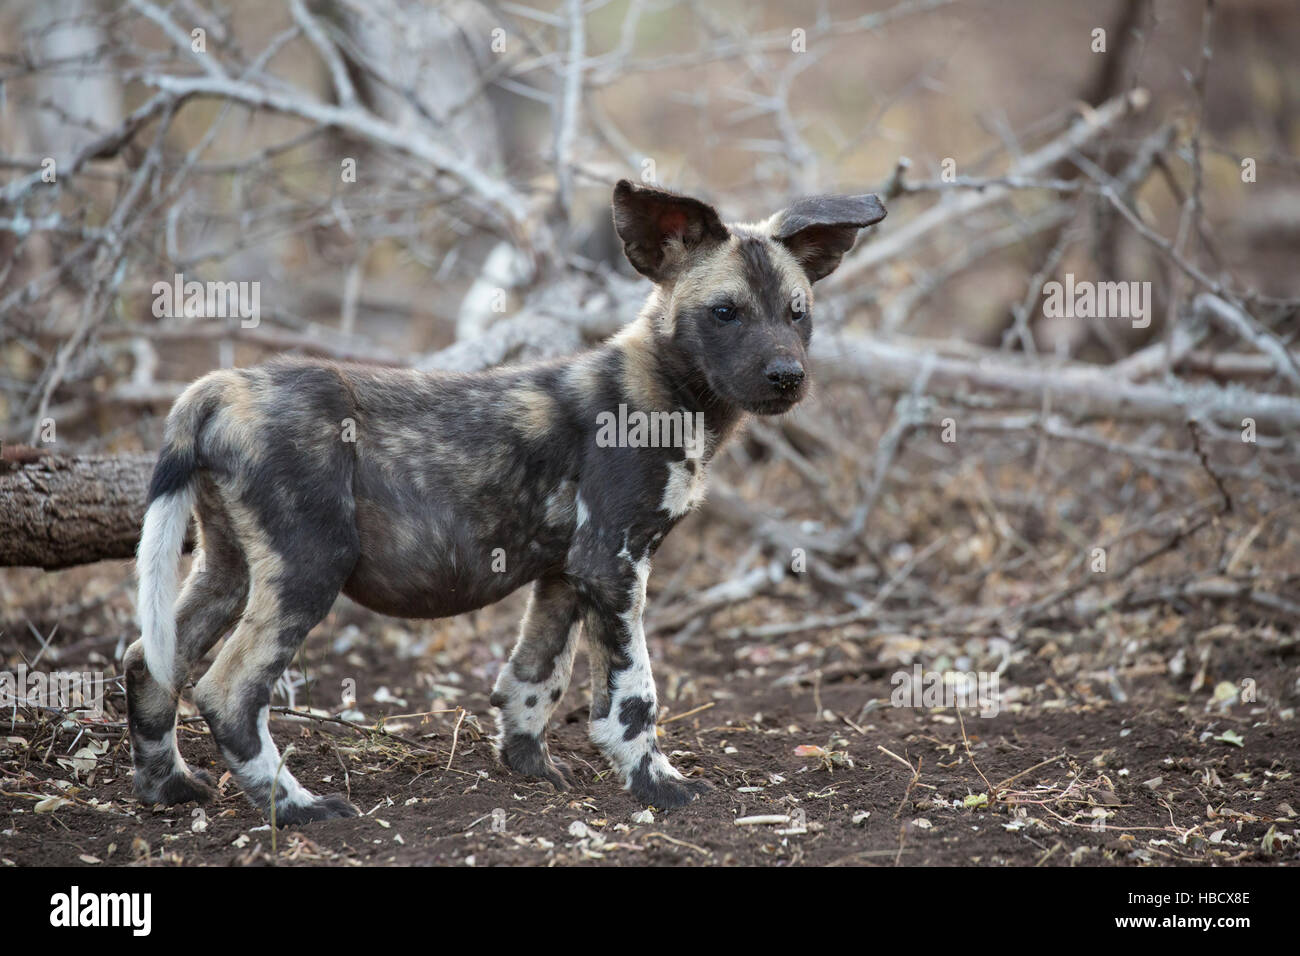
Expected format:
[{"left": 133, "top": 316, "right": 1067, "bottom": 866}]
[{"left": 0, "top": 450, "right": 154, "bottom": 569}]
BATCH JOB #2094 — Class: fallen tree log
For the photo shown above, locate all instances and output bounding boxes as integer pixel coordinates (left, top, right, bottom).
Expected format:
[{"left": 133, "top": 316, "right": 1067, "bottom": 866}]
[
  {"left": 813, "top": 333, "right": 1300, "bottom": 430},
  {"left": 0, "top": 449, "right": 155, "bottom": 570}
]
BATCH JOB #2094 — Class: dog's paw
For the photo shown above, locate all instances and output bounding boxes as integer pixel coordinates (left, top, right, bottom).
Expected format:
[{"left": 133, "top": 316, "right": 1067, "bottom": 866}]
[
  {"left": 498, "top": 733, "right": 576, "bottom": 791},
  {"left": 548, "top": 756, "right": 579, "bottom": 789},
  {"left": 136, "top": 766, "right": 218, "bottom": 807},
  {"left": 270, "top": 793, "right": 359, "bottom": 827},
  {"left": 630, "top": 774, "right": 712, "bottom": 810}
]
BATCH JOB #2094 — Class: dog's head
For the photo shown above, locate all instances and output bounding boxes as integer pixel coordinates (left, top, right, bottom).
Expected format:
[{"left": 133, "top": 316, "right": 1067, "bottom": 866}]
[{"left": 612, "top": 179, "right": 885, "bottom": 415}]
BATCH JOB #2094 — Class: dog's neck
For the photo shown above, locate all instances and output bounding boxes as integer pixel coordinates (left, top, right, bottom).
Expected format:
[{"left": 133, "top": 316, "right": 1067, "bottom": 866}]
[{"left": 606, "top": 290, "right": 746, "bottom": 456}]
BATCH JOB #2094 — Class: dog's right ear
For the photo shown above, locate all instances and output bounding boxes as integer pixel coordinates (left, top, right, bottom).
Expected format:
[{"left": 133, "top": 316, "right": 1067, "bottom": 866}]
[{"left": 612, "top": 179, "right": 729, "bottom": 283}]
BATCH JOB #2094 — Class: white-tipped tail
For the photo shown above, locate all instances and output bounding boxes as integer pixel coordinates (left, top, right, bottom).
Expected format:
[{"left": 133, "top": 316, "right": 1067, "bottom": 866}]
[{"left": 137, "top": 486, "right": 195, "bottom": 692}]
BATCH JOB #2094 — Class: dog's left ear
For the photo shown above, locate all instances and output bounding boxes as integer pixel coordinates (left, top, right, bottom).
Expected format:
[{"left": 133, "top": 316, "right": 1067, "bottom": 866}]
[{"left": 771, "top": 194, "right": 886, "bottom": 282}]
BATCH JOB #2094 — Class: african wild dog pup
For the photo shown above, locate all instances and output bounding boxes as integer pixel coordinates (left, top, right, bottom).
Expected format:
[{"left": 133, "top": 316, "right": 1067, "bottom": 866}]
[{"left": 125, "top": 180, "right": 885, "bottom": 824}]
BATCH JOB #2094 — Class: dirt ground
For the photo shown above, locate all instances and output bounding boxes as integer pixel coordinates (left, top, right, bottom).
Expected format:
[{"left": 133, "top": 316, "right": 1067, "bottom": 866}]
[{"left": 2, "top": 553, "right": 1297, "bottom": 867}]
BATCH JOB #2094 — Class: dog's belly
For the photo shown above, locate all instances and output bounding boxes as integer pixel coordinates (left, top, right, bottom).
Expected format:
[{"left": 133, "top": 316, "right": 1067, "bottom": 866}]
[
  {"left": 342, "top": 517, "right": 570, "bottom": 618},
  {"left": 341, "top": 492, "right": 572, "bottom": 620},
  {"left": 340, "top": 414, "right": 580, "bottom": 618},
  {"left": 342, "top": 559, "right": 536, "bottom": 619}
]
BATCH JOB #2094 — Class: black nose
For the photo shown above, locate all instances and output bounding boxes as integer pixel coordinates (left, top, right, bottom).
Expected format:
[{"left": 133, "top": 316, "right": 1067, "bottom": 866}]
[{"left": 764, "top": 357, "right": 805, "bottom": 392}]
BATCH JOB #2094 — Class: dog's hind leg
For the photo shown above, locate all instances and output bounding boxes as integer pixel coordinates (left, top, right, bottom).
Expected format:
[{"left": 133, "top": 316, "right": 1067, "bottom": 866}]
[
  {"left": 491, "top": 577, "right": 581, "bottom": 790},
  {"left": 126, "top": 483, "right": 248, "bottom": 806},
  {"left": 192, "top": 504, "right": 359, "bottom": 825}
]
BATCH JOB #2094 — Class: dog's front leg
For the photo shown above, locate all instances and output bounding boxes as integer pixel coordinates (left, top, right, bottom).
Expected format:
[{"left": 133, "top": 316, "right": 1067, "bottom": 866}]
[
  {"left": 580, "top": 552, "right": 711, "bottom": 809},
  {"left": 491, "top": 577, "right": 581, "bottom": 790}
]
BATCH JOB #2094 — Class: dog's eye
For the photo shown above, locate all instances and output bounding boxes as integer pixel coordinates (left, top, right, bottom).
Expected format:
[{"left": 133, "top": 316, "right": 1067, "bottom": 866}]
[
  {"left": 711, "top": 304, "right": 738, "bottom": 323},
  {"left": 791, "top": 306, "right": 808, "bottom": 322}
]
